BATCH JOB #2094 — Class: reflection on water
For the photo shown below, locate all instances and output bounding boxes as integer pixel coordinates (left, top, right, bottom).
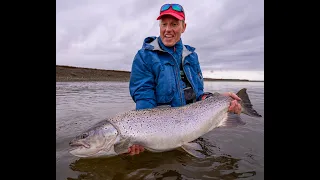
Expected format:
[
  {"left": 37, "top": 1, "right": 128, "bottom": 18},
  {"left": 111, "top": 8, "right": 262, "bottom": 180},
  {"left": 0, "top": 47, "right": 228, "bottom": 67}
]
[
  {"left": 56, "top": 81, "right": 264, "bottom": 180},
  {"left": 68, "top": 143, "right": 256, "bottom": 180},
  {"left": 67, "top": 150, "right": 256, "bottom": 180}
]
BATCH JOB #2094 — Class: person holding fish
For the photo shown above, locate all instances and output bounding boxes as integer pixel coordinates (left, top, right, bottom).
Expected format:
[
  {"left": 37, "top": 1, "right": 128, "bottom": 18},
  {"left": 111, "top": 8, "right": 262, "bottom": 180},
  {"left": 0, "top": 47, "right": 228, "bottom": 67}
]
[{"left": 128, "top": 3, "right": 242, "bottom": 155}]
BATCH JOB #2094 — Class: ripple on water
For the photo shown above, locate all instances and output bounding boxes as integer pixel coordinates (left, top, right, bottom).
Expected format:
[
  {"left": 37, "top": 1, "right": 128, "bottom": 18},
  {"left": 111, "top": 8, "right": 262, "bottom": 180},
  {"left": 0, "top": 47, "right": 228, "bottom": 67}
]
[{"left": 56, "top": 81, "right": 264, "bottom": 180}]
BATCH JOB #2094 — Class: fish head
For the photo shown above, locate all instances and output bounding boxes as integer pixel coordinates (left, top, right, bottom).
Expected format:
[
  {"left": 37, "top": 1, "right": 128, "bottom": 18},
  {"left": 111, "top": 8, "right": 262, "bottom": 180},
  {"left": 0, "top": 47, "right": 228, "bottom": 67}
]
[{"left": 69, "top": 121, "right": 119, "bottom": 157}]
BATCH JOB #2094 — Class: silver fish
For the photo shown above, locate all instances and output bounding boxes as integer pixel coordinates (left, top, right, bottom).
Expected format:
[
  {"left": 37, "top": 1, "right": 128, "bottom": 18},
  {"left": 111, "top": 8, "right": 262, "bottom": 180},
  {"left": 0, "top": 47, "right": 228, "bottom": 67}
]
[{"left": 69, "top": 88, "right": 262, "bottom": 158}]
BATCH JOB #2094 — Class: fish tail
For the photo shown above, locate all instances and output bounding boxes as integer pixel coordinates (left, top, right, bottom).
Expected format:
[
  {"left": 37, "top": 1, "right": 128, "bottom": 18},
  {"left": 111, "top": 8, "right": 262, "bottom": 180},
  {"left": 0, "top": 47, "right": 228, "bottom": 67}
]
[{"left": 236, "top": 88, "right": 262, "bottom": 117}]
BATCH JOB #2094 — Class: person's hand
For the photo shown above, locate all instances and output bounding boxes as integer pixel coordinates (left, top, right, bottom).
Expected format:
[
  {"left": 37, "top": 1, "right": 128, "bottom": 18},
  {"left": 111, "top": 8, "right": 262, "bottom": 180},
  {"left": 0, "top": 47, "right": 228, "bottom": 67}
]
[
  {"left": 128, "top": 144, "right": 145, "bottom": 155},
  {"left": 222, "top": 92, "right": 242, "bottom": 114}
]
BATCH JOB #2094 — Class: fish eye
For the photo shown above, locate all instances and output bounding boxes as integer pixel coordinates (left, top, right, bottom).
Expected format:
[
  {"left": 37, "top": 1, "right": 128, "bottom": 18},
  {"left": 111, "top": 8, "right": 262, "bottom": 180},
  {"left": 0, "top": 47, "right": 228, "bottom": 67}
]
[{"left": 81, "top": 133, "right": 89, "bottom": 139}]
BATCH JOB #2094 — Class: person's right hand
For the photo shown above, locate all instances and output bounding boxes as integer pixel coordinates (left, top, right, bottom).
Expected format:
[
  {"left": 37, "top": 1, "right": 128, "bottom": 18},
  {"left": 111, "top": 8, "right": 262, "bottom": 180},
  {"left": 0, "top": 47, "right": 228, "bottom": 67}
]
[
  {"left": 128, "top": 144, "right": 145, "bottom": 155},
  {"left": 222, "top": 92, "right": 242, "bottom": 114}
]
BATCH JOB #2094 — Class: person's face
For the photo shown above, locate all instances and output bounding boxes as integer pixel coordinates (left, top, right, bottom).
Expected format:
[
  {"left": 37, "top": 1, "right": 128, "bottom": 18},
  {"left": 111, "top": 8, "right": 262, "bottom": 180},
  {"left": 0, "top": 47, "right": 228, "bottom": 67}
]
[{"left": 159, "top": 16, "right": 186, "bottom": 47}]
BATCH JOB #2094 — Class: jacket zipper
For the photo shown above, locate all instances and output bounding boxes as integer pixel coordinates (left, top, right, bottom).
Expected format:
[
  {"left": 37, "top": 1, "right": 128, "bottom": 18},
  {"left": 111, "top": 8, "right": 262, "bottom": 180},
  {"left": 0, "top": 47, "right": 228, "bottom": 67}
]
[
  {"left": 182, "top": 60, "right": 195, "bottom": 102},
  {"left": 170, "top": 54, "right": 183, "bottom": 106},
  {"left": 162, "top": 49, "right": 192, "bottom": 106},
  {"left": 161, "top": 50, "right": 183, "bottom": 106}
]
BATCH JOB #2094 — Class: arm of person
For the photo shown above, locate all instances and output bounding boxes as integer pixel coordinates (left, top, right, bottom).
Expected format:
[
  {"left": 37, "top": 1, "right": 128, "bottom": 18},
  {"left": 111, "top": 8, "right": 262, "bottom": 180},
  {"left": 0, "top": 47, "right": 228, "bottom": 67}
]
[
  {"left": 129, "top": 51, "right": 157, "bottom": 110},
  {"left": 128, "top": 51, "right": 156, "bottom": 155},
  {"left": 191, "top": 54, "right": 241, "bottom": 114},
  {"left": 200, "top": 92, "right": 242, "bottom": 114},
  {"left": 192, "top": 54, "right": 241, "bottom": 114}
]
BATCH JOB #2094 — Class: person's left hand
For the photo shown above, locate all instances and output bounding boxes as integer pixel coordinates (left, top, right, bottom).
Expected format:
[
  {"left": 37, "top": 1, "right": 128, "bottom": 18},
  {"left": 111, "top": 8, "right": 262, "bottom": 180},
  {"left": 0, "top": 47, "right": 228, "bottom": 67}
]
[
  {"left": 222, "top": 92, "right": 242, "bottom": 114},
  {"left": 127, "top": 144, "right": 145, "bottom": 155}
]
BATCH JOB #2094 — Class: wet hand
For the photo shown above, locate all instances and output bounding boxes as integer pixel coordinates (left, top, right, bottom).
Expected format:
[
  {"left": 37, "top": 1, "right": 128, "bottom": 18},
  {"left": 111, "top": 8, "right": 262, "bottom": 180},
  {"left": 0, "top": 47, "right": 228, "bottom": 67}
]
[
  {"left": 223, "top": 92, "right": 242, "bottom": 114},
  {"left": 128, "top": 144, "right": 145, "bottom": 155}
]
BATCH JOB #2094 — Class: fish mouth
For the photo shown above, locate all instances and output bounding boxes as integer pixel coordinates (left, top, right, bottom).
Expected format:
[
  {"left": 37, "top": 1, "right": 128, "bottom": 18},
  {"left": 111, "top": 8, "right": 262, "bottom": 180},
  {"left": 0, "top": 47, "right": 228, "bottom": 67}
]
[{"left": 69, "top": 141, "right": 91, "bottom": 150}]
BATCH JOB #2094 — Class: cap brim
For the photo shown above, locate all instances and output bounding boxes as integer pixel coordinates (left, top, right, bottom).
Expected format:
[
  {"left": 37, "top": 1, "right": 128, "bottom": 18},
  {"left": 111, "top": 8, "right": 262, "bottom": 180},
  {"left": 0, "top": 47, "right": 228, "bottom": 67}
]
[{"left": 156, "top": 12, "right": 184, "bottom": 20}]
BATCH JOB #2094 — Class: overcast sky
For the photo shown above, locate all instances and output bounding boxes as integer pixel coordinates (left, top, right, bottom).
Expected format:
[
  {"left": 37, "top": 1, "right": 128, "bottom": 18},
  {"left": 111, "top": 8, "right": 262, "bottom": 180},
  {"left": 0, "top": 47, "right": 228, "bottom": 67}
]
[{"left": 56, "top": 0, "right": 264, "bottom": 80}]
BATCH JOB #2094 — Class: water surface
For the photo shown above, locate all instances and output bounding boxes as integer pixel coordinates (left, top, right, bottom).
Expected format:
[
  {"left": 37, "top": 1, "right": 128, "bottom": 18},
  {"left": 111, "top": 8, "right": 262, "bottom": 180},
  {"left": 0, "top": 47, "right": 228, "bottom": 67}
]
[{"left": 56, "top": 81, "right": 264, "bottom": 180}]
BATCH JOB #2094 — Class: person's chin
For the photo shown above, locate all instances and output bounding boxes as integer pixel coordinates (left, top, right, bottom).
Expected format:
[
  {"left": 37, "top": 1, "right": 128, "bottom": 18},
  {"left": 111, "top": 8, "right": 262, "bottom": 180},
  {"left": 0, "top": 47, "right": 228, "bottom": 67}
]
[{"left": 163, "top": 40, "right": 175, "bottom": 47}]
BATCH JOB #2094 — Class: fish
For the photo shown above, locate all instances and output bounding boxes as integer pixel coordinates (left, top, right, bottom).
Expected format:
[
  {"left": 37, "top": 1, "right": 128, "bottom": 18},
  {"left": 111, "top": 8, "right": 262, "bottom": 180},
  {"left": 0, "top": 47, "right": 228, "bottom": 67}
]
[{"left": 69, "top": 88, "right": 262, "bottom": 158}]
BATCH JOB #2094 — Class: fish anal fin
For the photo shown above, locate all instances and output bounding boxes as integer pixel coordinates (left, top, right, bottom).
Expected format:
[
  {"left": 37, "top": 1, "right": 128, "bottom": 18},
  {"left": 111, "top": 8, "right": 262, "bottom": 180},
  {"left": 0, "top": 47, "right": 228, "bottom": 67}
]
[
  {"left": 181, "top": 142, "right": 206, "bottom": 158},
  {"left": 218, "top": 113, "right": 246, "bottom": 128}
]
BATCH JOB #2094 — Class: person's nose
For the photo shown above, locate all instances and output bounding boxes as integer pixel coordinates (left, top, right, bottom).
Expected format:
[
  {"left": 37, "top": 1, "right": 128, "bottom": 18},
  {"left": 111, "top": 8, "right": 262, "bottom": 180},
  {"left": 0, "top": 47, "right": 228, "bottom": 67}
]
[{"left": 165, "top": 25, "right": 172, "bottom": 32}]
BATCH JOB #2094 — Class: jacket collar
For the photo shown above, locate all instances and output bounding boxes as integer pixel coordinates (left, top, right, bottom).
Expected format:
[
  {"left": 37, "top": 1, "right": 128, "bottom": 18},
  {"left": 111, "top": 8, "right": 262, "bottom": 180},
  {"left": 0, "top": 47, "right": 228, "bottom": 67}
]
[{"left": 143, "top": 36, "right": 194, "bottom": 64}]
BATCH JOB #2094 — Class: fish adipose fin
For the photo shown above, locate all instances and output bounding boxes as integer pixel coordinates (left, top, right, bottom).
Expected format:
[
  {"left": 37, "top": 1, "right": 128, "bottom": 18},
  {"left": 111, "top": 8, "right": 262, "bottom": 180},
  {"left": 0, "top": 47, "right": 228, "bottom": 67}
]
[
  {"left": 181, "top": 142, "right": 206, "bottom": 158},
  {"left": 236, "top": 88, "right": 262, "bottom": 117}
]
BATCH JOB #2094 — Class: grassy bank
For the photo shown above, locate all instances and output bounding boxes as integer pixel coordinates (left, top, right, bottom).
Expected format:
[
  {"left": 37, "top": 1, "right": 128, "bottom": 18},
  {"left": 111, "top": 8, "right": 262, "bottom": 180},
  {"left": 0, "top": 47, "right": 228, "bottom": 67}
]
[
  {"left": 56, "top": 65, "right": 263, "bottom": 82},
  {"left": 56, "top": 65, "right": 131, "bottom": 82}
]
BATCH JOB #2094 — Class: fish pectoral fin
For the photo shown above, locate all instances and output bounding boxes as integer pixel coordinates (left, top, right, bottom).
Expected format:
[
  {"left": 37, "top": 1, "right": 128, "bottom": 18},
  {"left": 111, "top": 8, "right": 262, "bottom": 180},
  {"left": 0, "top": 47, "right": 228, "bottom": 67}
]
[
  {"left": 114, "top": 137, "right": 132, "bottom": 155},
  {"left": 181, "top": 142, "right": 206, "bottom": 158},
  {"left": 218, "top": 113, "right": 246, "bottom": 128}
]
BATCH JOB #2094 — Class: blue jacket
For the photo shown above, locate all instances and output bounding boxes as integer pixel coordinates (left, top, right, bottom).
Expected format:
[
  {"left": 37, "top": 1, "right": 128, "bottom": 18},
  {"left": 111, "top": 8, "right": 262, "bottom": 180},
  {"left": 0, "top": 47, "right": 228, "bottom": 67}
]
[{"left": 129, "top": 36, "right": 204, "bottom": 110}]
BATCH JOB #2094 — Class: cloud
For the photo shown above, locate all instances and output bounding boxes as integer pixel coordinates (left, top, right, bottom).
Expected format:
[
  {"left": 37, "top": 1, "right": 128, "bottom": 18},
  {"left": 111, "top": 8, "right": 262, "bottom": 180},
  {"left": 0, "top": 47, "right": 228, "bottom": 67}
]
[{"left": 56, "top": 0, "right": 264, "bottom": 80}]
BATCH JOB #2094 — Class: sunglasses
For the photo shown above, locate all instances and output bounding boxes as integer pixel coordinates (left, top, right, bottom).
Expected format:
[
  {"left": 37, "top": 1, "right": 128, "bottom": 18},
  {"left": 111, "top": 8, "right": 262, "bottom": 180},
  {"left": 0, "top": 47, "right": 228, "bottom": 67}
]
[{"left": 160, "top": 4, "right": 184, "bottom": 13}]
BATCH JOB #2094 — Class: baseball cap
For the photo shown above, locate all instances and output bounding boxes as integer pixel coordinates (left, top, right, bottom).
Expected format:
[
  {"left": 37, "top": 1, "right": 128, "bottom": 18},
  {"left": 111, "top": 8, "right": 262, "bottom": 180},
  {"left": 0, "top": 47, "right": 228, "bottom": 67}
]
[{"left": 156, "top": 4, "right": 185, "bottom": 20}]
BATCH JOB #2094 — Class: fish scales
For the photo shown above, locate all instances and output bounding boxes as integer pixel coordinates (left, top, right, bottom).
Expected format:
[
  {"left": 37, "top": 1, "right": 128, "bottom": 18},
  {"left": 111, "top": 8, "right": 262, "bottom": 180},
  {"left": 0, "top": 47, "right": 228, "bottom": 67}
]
[
  {"left": 107, "top": 95, "right": 231, "bottom": 151},
  {"left": 68, "top": 88, "right": 262, "bottom": 158}
]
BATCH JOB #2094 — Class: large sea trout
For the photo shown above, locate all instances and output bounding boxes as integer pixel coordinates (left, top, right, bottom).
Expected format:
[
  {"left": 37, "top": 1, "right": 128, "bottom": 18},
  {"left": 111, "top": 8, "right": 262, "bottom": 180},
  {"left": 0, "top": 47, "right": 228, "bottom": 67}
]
[{"left": 69, "top": 88, "right": 262, "bottom": 158}]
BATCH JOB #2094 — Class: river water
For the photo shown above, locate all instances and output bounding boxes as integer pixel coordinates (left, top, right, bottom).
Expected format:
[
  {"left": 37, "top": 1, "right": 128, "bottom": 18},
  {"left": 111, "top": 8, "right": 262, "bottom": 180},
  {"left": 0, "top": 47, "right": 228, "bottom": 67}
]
[{"left": 56, "top": 81, "right": 264, "bottom": 180}]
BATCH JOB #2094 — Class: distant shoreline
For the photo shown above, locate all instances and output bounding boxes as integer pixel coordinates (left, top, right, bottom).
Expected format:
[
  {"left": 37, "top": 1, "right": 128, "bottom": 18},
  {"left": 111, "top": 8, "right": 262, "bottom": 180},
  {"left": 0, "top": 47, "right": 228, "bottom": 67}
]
[{"left": 56, "top": 65, "right": 264, "bottom": 82}]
